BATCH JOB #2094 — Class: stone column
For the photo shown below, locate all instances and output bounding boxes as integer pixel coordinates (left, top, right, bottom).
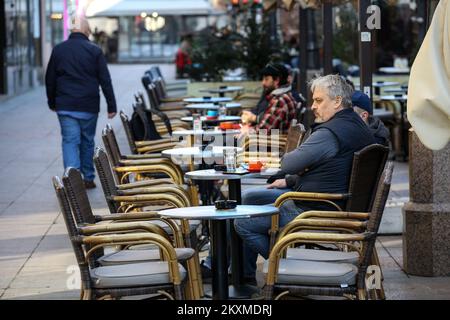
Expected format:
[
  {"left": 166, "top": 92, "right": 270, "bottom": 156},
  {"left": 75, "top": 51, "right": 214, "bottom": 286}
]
[{"left": 403, "top": 129, "right": 450, "bottom": 276}]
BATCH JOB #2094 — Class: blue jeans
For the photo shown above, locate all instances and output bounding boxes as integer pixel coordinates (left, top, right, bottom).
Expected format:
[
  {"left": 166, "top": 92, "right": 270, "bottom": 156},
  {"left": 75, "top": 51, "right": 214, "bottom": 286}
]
[
  {"left": 203, "top": 186, "right": 301, "bottom": 278},
  {"left": 58, "top": 114, "right": 98, "bottom": 181}
]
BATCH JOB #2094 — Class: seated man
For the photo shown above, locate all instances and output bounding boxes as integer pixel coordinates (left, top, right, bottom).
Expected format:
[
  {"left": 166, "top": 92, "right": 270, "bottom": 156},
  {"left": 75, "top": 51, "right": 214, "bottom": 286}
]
[
  {"left": 234, "top": 75, "right": 376, "bottom": 282},
  {"left": 352, "top": 90, "right": 390, "bottom": 146},
  {"left": 240, "top": 63, "right": 297, "bottom": 135}
]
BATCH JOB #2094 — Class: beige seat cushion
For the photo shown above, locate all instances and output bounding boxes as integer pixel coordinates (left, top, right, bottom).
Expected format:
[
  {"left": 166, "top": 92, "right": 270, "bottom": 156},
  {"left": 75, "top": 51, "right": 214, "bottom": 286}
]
[
  {"left": 91, "top": 261, "right": 186, "bottom": 288},
  {"left": 98, "top": 248, "right": 195, "bottom": 266},
  {"left": 263, "top": 259, "right": 357, "bottom": 286},
  {"left": 286, "top": 248, "right": 359, "bottom": 265}
]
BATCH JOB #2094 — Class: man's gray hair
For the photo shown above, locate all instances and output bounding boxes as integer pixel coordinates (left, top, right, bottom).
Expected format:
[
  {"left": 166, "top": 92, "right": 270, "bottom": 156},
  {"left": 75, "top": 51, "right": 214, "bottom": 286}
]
[{"left": 309, "top": 74, "right": 354, "bottom": 108}]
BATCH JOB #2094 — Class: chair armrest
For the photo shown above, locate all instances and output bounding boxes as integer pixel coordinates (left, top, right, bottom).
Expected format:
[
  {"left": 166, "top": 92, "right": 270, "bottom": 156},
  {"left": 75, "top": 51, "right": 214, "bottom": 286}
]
[
  {"left": 116, "top": 179, "right": 175, "bottom": 190},
  {"left": 115, "top": 186, "right": 191, "bottom": 206},
  {"left": 277, "top": 218, "right": 367, "bottom": 240},
  {"left": 114, "top": 164, "right": 182, "bottom": 185},
  {"left": 78, "top": 221, "right": 170, "bottom": 240},
  {"left": 118, "top": 158, "right": 175, "bottom": 166},
  {"left": 274, "top": 191, "right": 348, "bottom": 211},
  {"left": 81, "top": 233, "right": 184, "bottom": 284},
  {"left": 137, "top": 142, "right": 179, "bottom": 153},
  {"left": 135, "top": 138, "right": 174, "bottom": 147},
  {"left": 123, "top": 153, "right": 162, "bottom": 159},
  {"left": 111, "top": 193, "right": 186, "bottom": 208},
  {"left": 295, "top": 210, "right": 369, "bottom": 221},
  {"left": 94, "top": 212, "right": 183, "bottom": 247}
]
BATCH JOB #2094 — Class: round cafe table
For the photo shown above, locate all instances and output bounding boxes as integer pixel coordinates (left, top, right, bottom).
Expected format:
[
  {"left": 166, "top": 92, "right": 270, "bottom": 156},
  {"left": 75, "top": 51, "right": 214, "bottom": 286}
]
[
  {"left": 185, "top": 102, "right": 242, "bottom": 111},
  {"left": 161, "top": 146, "right": 243, "bottom": 169},
  {"left": 183, "top": 97, "right": 232, "bottom": 104},
  {"left": 199, "top": 86, "right": 244, "bottom": 97},
  {"left": 172, "top": 129, "right": 240, "bottom": 149},
  {"left": 160, "top": 205, "right": 279, "bottom": 300},
  {"left": 181, "top": 115, "right": 241, "bottom": 125}
]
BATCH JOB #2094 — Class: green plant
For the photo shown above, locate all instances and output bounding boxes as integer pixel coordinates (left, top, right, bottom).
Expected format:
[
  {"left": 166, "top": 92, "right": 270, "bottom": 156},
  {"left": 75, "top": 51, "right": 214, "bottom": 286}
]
[
  {"left": 189, "top": 29, "right": 242, "bottom": 81},
  {"left": 240, "top": 9, "right": 278, "bottom": 80}
]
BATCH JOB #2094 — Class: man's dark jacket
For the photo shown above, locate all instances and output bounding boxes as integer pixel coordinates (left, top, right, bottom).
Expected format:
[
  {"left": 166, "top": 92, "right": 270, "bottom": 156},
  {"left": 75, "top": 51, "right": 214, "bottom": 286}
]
[
  {"left": 45, "top": 32, "right": 117, "bottom": 114},
  {"left": 286, "top": 108, "right": 375, "bottom": 209}
]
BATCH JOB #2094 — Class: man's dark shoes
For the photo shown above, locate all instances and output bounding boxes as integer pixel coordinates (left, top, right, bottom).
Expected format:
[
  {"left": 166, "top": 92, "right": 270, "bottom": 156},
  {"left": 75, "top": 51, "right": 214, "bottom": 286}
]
[
  {"left": 84, "top": 180, "right": 96, "bottom": 189},
  {"left": 200, "top": 261, "right": 212, "bottom": 283},
  {"left": 243, "top": 276, "right": 257, "bottom": 286}
]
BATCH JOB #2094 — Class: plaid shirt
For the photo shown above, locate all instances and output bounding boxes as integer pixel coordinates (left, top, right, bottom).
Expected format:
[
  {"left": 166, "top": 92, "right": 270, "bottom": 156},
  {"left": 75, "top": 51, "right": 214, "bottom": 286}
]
[{"left": 255, "top": 85, "right": 297, "bottom": 134}]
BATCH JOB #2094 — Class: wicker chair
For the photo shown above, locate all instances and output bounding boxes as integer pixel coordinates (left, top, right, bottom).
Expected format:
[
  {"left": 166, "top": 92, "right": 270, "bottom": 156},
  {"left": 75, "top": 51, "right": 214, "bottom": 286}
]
[
  {"left": 94, "top": 148, "right": 192, "bottom": 212},
  {"left": 148, "top": 66, "right": 189, "bottom": 92},
  {"left": 53, "top": 176, "right": 193, "bottom": 300},
  {"left": 134, "top": 92, "right": 188, "bottom": 129},
  {"left": 142, "top": 75, "right": 187, "bottom": 114},
  {"left": 119, "top": 110, "right": 179, "bottom": 155},
  {"left": 60, "top": 168, "right": 203, "bottom": 299},
  {"left": 101, "top": 127, "right": 199, "bottom": 204},
  {"left": 270, "top": 144, "right": 389, "bottom": 248},
  {"left": 264, "top": 162, "right": 393, "bottom": 300}
]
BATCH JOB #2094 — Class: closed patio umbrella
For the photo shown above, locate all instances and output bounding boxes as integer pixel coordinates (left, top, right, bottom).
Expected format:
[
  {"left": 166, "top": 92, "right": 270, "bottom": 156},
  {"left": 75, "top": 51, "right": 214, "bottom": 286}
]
[{"left": 407, "top": 0, "right": 450, "bottom": 150}]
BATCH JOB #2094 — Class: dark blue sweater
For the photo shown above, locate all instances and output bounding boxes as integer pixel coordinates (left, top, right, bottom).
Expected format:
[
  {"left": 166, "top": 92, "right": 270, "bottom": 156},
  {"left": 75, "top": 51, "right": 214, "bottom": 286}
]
[{"left": 45, "top": 32, "right": 117, "bottom": 114}]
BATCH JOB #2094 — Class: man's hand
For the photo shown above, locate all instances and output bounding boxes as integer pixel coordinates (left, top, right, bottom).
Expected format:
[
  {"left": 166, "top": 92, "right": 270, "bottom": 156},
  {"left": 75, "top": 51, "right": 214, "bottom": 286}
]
[
  {"left": 267, "top": 179, "right": 287, "bottom": 189},
  {"left": 108, "top": 112, "right": 117, "bottom": 119},
  {"left": 241, "top": 110, "right": 257, "bottom": 124}
]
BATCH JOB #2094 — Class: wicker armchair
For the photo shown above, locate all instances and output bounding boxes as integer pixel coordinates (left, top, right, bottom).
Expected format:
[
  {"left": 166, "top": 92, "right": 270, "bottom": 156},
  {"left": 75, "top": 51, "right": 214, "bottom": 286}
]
[
  {"left": 101, "top": 127, "right": 199, "bottom": 204},
  {"left": 270, "top": 144, "right": 389, "bottom": 249},
  {"left": 147, "top": 66, "right": 189, "bottom": 92},
  {"left": 94, "top": 148, "right": 192, "bottom": 212},
  {"left": 119, "top": 111, "right": 179, "bottom": 154},
  {"left": 53, "top": 176, "right": 195, "bottom": 300},
  {"left": 264, "top": 162, "right": 393, "bottom": 300},
  {"left": 60, "top": 169, "right": 203, "bottom": 299}
]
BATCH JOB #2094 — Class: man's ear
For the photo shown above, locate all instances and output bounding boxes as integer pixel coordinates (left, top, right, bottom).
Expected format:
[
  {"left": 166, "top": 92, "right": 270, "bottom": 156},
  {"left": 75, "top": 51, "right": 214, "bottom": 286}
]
[{"left": 334, "top": 96, "right": 343, "bottom": 109}]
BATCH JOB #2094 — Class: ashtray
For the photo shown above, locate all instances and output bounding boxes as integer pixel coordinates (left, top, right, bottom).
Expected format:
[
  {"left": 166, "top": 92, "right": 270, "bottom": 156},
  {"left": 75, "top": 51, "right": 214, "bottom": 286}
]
[
  {"left": 215, "top": 200, "right": 237, "bottom": 210},
  {"left": 214, "top": 164, "right": 227, "bottom": 171}
]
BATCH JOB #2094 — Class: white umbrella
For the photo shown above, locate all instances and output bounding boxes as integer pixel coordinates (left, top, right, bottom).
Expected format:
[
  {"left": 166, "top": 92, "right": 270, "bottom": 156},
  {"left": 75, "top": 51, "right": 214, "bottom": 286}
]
[{"left": 407, "top": 0, "right": 450, "bottom": 150}]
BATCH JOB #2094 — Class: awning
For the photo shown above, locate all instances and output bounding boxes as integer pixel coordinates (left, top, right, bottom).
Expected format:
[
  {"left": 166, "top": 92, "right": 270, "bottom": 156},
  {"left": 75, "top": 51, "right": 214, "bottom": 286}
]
[
  {"left": 407, "top": 0, "right": 450, "bottom": 150},
  {"left": 85, "top": 0, "right": 224, "bottom": 17}
]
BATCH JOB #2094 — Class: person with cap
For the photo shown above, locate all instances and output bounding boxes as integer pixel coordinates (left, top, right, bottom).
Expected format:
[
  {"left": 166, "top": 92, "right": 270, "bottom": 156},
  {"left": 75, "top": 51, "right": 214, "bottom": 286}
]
[
  {"left": 240, "top": 63, "right": 297, "bottom": 135},
  {"left": 45, "top": 16, "right": 117, "bottom": 189},
  {"left": 352, "top": 90, "right": 390, "bottom": 146}
]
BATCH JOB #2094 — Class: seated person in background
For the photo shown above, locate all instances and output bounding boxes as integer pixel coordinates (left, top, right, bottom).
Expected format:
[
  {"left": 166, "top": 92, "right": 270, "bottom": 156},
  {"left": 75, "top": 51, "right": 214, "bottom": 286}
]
[
  {"left": 352, "top": 90, "right": 390, "bottom": 146},
  {"left": 234, "top": 75, "right": 376, "bottom": 283},
  {"left": 240, "top": 63, "right": 296, "bottom": 135}
]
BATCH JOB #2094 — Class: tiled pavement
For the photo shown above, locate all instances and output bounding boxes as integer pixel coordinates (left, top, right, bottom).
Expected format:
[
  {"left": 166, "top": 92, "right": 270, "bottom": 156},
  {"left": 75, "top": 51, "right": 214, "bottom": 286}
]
[{"left": 1, "top": 64, "right": 449, "bottom": 300}]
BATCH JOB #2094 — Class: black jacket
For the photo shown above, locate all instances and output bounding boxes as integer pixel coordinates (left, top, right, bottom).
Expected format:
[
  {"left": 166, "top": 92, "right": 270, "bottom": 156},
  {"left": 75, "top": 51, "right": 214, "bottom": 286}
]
[
  {"left": 368, "top": 116, "right": 390, "bottom": 146},
  {"left": 45, "top": 32, "right": 117, "bottom": 114}
]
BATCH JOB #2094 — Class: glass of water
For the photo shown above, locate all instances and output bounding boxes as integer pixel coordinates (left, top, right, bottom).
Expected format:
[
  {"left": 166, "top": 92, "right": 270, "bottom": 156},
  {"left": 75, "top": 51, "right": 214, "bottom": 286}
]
[{"left": 224, "top": 149, "right": 237, "bottom": 172}]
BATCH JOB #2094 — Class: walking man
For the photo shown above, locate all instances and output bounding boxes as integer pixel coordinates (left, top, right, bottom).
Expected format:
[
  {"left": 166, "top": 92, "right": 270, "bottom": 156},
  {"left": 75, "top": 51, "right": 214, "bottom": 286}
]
[{"left": 45, "top": 16, "right": 117, "bottom": 188}]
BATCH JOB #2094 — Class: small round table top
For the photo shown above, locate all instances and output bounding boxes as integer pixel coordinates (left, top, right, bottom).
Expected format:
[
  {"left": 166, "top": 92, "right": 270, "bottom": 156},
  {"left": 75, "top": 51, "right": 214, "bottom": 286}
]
[
  {"left": 185, "top": 102, "right": 242, "bottom": 110},
  {"left": 185, "top": 169, "right": 247, "bottom": 180},
  {"left": 183, "top": 97, "right": 232, "bottom": 103},
  {"left": 172, "top": 129, "right": 241, "bottom": 137},
  {"left": 379, "top": 94, "right": 408, "bottom": 101},
  {"left": 181, "top": 116, "right": 241, "bottom": 123},
  {"left": 378, "top": 67, "right": 410, "bottom": 74},
  {"left": 372, "top": 81, "right": 400, "bottom": 87},
  {"left": 159, "top": 205, "right": 279, "bottom": 220},
  {"left": 162, "top": 146, "right": 243, "bottom": 158},
  {"left": 199, "top": 86, "right": 244, "bottom": 94}
]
